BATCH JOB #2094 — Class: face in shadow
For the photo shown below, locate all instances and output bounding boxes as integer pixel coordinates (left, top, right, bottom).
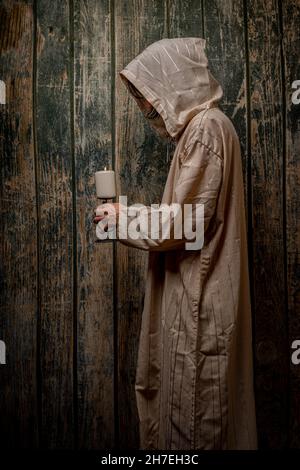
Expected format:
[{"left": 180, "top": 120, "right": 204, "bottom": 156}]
[{"left": 126, "top": 80, "right": 171, "bottom": 140}]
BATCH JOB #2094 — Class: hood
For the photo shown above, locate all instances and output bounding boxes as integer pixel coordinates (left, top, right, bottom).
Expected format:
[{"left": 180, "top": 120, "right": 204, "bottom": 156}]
[{"left": 119, "top": 37, "right": 223, "bottom": 140}]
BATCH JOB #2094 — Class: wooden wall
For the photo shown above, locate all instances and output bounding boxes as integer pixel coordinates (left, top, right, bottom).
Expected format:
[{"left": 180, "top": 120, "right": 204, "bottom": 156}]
[{"left": 0, "top": 0, "right": 299, "bottom": 449}]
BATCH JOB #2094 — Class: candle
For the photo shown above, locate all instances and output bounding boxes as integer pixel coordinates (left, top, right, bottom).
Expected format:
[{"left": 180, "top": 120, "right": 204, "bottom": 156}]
[{"left": 95, "top": 167, "right": 116, "bottom": 199}]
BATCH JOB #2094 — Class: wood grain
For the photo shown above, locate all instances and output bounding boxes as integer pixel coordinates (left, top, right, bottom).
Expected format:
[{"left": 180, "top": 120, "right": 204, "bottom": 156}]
[
  {"left": 168, "top": 0, "right": 203, "bottom": 160},
  {"left": 0, "top": 0, "right": 38, "bottom": 447},
  {"left": 247, "top": 0, "right": 288, "bottom": 448},
  {"left": 115, "top": 0, "right": 169, "bottom": 449},
  {"left": 282, "top": 0, "right": 300, "bottom": 449},
  {"left": 0, "top": 0, "right": 299, "bottom": 450},
  {"left": 35, "top": 0, "right": 74, "bottom": 448},
  {"left": 73, "top": 0, "right": 115, "bottom": 449},
  {"left": 203, "top": 0, "right": 249, "bottom": 216}
]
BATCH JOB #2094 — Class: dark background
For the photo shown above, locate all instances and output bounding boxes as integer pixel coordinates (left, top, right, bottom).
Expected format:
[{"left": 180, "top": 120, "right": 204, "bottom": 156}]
[{"left": 0, "top": 0, "right": 299, "bottom": 449}]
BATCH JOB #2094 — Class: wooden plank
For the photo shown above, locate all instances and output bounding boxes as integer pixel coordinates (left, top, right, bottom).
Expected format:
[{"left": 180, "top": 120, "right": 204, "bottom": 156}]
[
  {"left": 170, "top": 0, "right": 254, "bottom": 445},
  {"left": 281, "top": 0, "right": 300, "bottom": 449},
  {"left": 115, "top": 0, "right": 169, "bottom": 448},
  {"left": 35, "top": 0, "right": 74, "bottom": 448},
  {"left": 170, "top": 0, "right": 250, "bottom": 220},
  {"left": 203, "top": 0, "right": 249, "bottom": 217},
  {"left": 168, "top": 2, "right": 204, "bottom": 169},
  {"left": 169, "top": 0, "right": 203, "bottom": 37},
  {"left": 247, "top": 0, "right": 288, "bottom": 448},
  {"left": 73, "top": 0, "right": 115, "bottom": 449},
  {"left": 0, "top": 0, "right": 38, "bottom": 448}
]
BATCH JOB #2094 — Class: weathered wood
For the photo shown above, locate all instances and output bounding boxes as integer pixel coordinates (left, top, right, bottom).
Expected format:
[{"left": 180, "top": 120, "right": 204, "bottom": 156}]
[
  {"left": 0, "top": 0, "right": 38, "bottom": 448},
  {"left": 115, "top": 0, "right": 169, "bottom": 449},
  {"left": 203, "top": 0, "right": 249, "bottom": 215},
  {"left": 170, "top": 0, "right": 257, "bottom": 444},
  {"left": 282, "top": 0, "right": 300, "bottom": 449},
  {"left": 168, "top": 0, "right": 203, "bottom": 158},
  {"left": 0, "top": 0, "right": 299, "bottom": 451},
  {"left": 247, "top": 0, "right": 288, "bottom": 448},
  {"left": 73, "top": 0, "right": 115, "bottom": 449},
  {"left": 35, "top": 0, "right": 74, "bottom": 448},
  {"left": 169, "top": 0, "right": 203, "bottom": 37}
]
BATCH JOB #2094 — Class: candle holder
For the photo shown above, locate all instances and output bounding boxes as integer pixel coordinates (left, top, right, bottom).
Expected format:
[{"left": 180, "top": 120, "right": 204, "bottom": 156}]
[
  {"left": 94, "top": 166, "right": 118, "bottom": 244},
  {"left": 94, "top": 196, "right": 118, "bottom": 244}
]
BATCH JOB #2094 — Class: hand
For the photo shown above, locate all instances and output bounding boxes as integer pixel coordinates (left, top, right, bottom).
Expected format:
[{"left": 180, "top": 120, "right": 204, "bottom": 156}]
[{"left": 93, "top": 202, "right": 121, "bottom": 227}]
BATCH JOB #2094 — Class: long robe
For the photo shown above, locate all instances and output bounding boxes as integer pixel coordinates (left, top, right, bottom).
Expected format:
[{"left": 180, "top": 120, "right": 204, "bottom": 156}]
[{"left": 117, "top": 37, "right": 257, "bottom": 450}]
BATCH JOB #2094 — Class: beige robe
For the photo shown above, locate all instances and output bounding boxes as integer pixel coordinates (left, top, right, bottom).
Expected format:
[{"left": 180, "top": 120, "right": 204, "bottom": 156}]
[{"left": 118, "top": 37, "right": 257, "bottom": 450}]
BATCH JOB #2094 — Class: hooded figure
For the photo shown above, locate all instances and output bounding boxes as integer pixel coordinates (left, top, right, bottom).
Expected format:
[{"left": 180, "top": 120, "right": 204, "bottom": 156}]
[{"left": 115, "top": 37, "right": 257, "bottom": 450}]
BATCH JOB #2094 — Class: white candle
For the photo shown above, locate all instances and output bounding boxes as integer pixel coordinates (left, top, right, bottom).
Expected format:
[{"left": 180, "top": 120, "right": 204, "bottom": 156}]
[{"left": 95, "top": 167, "right": 116, "bottom": 199}]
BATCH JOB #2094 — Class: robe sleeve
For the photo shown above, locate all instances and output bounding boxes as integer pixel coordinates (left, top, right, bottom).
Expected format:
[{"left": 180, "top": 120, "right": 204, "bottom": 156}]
[{"left": 116, "top": 139, "right": 223, "bottom": 251}]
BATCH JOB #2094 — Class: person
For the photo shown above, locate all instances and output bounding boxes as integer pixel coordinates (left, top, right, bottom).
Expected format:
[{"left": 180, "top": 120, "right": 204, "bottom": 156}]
[{"left": 94, "top": 37, "right": 257, "bottom": 450}]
